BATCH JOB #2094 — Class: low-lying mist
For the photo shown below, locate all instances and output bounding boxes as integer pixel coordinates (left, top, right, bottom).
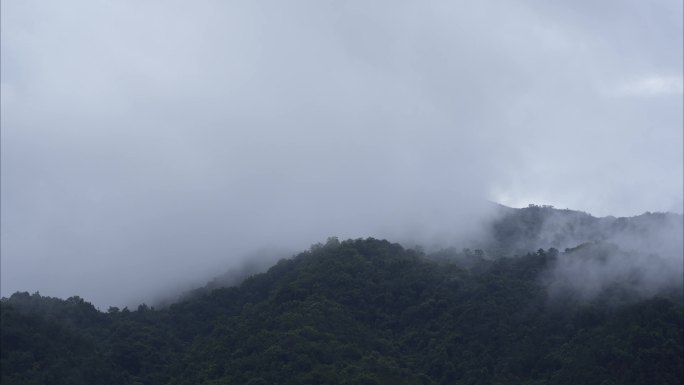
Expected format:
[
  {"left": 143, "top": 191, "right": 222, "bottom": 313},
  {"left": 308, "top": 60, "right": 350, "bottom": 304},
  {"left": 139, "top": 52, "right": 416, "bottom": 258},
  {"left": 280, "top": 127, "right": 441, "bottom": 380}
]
[
  {"left": 483, "top": 206, "right": 683, "bottom": 300},
  {"left": 161, "top": 205, "right": 683, "bottom": 307},
  {"left": 544, "top": 241, "right": 683, "bottom": 301}
]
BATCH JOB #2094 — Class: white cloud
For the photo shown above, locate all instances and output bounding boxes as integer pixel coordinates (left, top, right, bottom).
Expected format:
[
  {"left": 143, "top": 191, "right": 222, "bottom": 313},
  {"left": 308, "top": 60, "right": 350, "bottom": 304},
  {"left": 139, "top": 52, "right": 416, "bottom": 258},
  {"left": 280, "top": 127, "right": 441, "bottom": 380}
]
[{"left": 613, "top": 75, "right": 683, "bottom": 97}]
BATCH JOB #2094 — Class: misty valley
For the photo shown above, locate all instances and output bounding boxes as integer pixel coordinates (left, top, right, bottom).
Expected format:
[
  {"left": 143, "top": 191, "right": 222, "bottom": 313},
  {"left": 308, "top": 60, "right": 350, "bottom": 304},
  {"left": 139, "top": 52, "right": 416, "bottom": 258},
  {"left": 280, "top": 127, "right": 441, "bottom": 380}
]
[{"left": 1, "top": 205, "right": 682, "bottom": 385}]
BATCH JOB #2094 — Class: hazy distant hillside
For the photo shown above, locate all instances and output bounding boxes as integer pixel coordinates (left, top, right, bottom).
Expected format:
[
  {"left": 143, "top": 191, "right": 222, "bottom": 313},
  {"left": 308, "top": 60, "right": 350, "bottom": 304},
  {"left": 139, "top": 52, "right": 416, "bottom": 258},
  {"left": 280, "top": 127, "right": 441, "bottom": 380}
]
[
  {"left": 487, "top": 204, "right": 683, "bottom": 256},
  {"left": 2, "top": 237, "right": 682, "bottom": 385},
  {"left": 172, "top": 204, "right": 684, "bottom": 302}
]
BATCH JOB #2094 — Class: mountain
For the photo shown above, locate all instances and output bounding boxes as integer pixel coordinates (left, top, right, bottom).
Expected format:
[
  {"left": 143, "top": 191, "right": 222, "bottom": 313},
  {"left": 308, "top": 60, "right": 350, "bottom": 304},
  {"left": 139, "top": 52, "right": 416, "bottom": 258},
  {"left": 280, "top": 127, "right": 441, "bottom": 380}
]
[
  {"left": 175, "top": 204, "right": 684, "bottom": 301},
  {"left": 2, "top": 237, "right": 682, "bottom": 385},
  {"left": 487, "top": 204, "right": 683, "bottom": 257}
]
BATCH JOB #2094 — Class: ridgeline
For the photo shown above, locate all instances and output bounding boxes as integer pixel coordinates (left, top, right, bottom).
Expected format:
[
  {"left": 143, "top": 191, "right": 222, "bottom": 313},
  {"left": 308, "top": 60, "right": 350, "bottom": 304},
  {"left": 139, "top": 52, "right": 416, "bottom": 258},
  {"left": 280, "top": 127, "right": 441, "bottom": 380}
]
[{"left": 2, "top": 237, "right": 682, "bottom": 385}]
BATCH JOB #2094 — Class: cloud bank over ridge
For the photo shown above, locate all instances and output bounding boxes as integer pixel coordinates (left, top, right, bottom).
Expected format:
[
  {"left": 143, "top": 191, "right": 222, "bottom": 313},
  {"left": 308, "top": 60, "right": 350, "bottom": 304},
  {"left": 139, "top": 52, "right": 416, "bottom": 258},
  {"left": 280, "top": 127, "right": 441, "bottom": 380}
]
[{"left": 1, "top": 0, "right": 681, "bottom": 307}]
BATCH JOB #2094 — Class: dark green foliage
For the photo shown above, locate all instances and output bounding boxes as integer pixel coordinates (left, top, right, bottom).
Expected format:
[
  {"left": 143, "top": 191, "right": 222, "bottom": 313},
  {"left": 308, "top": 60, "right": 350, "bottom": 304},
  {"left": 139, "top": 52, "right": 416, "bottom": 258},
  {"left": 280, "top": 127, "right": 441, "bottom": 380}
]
[
  {"left": 2, "top": 238, "right": 682, "bottom": 384},
  {"left": 0, "top": 295, "right": 125, "bottom": 385}
]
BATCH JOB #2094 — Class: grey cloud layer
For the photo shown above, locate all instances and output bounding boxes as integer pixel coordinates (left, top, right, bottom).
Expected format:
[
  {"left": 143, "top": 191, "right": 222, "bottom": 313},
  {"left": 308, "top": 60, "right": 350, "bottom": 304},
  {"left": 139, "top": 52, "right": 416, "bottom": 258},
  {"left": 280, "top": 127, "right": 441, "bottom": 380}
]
[{"left": 1, "top": 0, "right": 681, "bottom": 307}]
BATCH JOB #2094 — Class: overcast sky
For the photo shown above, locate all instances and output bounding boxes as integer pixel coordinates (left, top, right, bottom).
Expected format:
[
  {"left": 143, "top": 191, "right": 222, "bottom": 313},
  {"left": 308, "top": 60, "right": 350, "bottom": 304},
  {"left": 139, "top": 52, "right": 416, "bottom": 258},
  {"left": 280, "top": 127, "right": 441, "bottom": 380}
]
[{"left": 2, "top": 0, "right": 682, "bottom": 308}]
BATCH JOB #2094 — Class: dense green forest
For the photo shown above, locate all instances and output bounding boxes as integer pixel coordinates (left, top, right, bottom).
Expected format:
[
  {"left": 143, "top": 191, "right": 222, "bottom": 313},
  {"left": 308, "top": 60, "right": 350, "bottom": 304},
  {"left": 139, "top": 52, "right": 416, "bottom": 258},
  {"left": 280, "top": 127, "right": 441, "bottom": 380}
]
[{"left": 2, "top": 236, "right": 682, "bottom": 385}]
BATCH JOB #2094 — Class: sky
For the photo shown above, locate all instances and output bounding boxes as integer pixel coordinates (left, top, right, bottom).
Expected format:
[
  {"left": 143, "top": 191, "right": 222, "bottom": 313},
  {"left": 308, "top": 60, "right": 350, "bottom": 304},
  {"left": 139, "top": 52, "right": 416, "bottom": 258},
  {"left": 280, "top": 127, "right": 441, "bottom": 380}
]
[{"left": 1, "top": 0, "right": 682, "bottom": 308}]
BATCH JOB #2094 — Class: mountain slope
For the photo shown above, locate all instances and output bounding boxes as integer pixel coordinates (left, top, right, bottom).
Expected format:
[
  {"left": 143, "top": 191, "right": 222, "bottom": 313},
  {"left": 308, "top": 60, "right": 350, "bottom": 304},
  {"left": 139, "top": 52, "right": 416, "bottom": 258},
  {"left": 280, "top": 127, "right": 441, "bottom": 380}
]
[
  {"left": 487, "top": 204, "right": 683, "bottom": 256},
  {"left": 2, "top": 238, "right": 683, "bottom": 385}
]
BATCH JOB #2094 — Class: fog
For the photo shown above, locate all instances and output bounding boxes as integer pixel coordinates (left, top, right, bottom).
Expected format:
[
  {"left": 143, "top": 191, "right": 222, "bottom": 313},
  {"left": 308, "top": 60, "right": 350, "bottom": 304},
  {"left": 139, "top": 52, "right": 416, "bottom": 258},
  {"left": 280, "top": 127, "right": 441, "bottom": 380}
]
[
  {"left": 487, "top": 208, "right": 684, "bottom": 299},
  {"left": 544, "top": 232, "right": 683, "bottom": 301},
  {"left": 1, "top": 0, "right": 682, "bottom": 308}
]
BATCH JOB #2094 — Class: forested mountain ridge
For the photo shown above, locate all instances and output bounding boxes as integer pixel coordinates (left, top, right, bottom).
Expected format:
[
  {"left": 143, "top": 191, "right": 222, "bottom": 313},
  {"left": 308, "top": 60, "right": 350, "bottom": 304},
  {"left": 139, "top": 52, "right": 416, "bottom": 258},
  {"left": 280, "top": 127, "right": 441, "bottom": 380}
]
[
  {"left": 179, "top": 204, "right": 684, "bottom": 301},
  {"left": 487, "top": 204, "right": 683, "bottom": 256},
  {"left": 2, "top": 237, "right": 682, "bottom": 385}
]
